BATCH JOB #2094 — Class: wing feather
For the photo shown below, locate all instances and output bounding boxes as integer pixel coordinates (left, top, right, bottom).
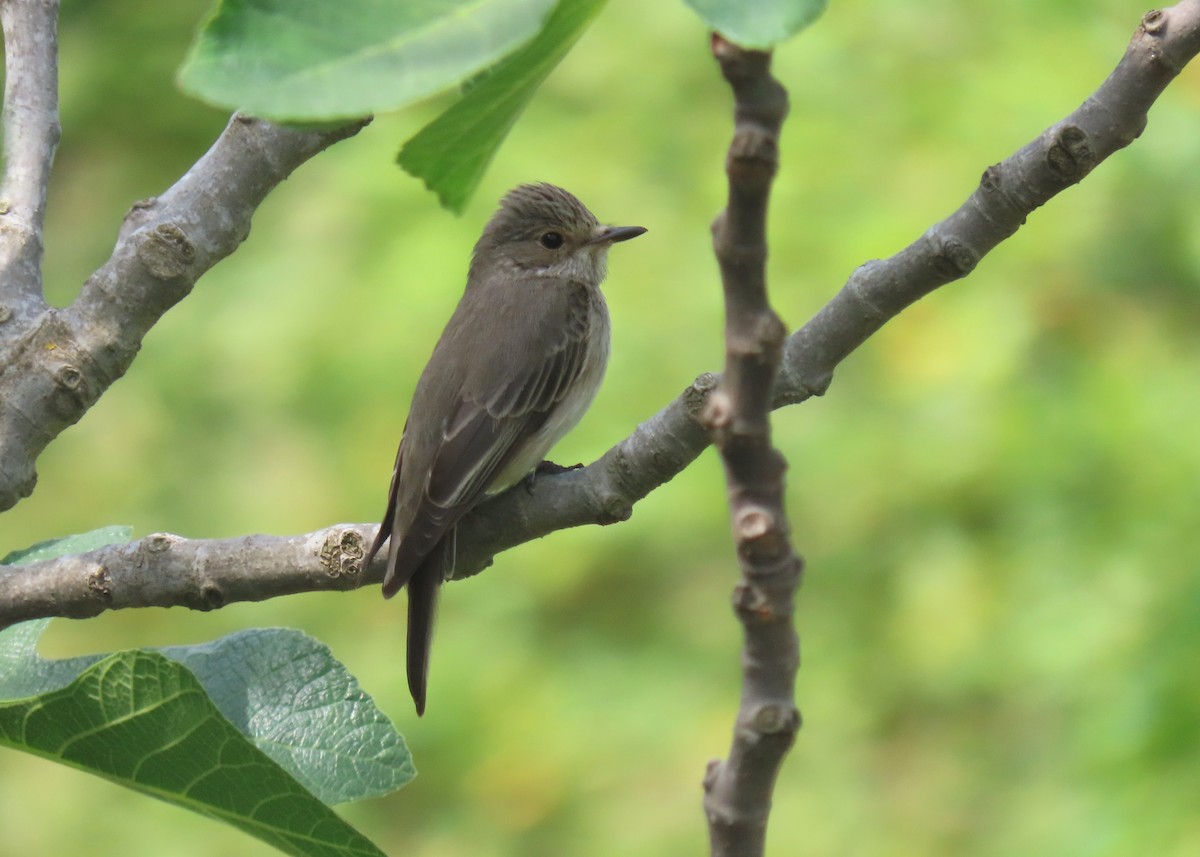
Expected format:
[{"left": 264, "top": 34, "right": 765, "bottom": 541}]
[
  {"left": 374, "top": 279, "right": 595, "bottom": 595},
  {"left": 427, "top": 404, "right": 537, "bottom": 508}
]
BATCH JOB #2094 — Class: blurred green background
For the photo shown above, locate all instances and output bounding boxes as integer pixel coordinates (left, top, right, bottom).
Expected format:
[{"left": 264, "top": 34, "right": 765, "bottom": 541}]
[{"left": 2, "top": 0, "right": 1200, "bottom": 854}]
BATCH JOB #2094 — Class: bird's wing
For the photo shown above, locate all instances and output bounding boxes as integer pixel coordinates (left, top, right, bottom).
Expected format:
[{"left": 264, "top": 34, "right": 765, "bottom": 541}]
[
  {"left": 428, "top": 333, "right": 585, "bottom": 507},
  {"left": 364, "top": 419, "right": 407, "bottom": 566},
  {"left": 379, "top": 281, "right": 593, "bottom": 596}
]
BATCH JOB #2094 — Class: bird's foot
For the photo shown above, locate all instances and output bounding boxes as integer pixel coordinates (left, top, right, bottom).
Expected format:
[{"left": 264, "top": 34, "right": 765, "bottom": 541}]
[{"left": 523, "top": 459, "right": 584, "bottom": 493}]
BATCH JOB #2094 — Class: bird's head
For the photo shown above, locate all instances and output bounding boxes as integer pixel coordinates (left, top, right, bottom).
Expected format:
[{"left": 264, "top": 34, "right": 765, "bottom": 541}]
[{"left": 470, "top": 183, "right": 645, "bottom": 284}]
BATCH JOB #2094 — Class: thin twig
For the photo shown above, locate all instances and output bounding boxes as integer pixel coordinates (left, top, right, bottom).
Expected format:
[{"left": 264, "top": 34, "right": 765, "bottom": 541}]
[{"left": 699, "top": 35, "right": 801, "bottom": 857}]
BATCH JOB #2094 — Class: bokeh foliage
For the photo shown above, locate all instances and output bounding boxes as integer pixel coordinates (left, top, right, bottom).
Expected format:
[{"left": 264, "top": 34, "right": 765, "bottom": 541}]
[{"left": 1, "top": 0, "right": 1199, "bottom": 855}]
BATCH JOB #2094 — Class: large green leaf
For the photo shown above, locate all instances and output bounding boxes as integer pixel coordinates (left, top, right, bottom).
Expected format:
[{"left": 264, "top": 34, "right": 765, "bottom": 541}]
[
  {"left": 681, "top": 0, "right": 828, "bottom": 49},
  {"left": 0, "top": 645, "right": 385, "bottom": 857},
  {"left": 163, "top": 629, "right": 414, "bottom": 805},
  {"left": 178, "top": 0, "right": 559, "bottom": 121},
  {"left": 1, "top": 529, "right": 413, "bottom": 855},
  {"left": 398, "top": 0, "right": 607, "bottom": 213}
]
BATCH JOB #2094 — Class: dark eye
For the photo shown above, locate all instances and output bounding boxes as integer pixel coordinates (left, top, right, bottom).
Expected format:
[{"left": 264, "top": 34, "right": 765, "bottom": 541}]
[{"left": 539, "top": 231, "right": 564, "bottom": 249}]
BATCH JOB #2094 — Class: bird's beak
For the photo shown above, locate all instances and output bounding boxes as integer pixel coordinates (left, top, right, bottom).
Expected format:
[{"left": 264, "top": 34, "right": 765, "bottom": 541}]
[{"left": 588, "top": 225, "right": 647, "bottom": 245}]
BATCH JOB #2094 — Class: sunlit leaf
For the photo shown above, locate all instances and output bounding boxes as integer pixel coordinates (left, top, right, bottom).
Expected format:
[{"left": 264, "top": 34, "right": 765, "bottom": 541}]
[
  {"left": 398, "top": 0, "right": 607, "bottom": 213},
  {"left": 0, "top": 646, "right": 386, "bottom": 857},
  {"left": 164, "top": 629, "right": 414, "bottom": 805},
  {"left": 178, "top": 0, "right": 559, "bottom": 121}
]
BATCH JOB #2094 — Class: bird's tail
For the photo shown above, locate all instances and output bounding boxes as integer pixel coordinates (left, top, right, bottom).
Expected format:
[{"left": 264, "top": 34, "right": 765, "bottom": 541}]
[
  {"left": 406, "top": 564, "right": 437, "bottom": 717},
  {"left": 405, "top": 531, "right": 455, "bottom": 716}
]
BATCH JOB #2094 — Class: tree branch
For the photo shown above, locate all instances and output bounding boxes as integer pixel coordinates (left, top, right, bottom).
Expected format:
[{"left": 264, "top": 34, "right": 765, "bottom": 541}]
[
  {"left": 0, "top": 525, "right": 374, "bottom": 624},
  {"left": 698, "top": 35, "right": 801, "bottom": 857},
  {"left": 0, "top": 0, "right": 60, "bottom": 325},
  {"left": 2, "top": 3, "right": 1198, "bottom": 630},
  {"left": 776, "top": 3, "right": 1200, "bottom": 405},
  {"left": 0, "top": 114, "right": 367, "bottom": 512}
]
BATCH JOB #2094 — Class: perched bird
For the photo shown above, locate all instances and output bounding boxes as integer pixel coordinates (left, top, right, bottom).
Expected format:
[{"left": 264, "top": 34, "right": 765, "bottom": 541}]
[{"left": 365, "top": 183, "right": 645, "bottom": 715}]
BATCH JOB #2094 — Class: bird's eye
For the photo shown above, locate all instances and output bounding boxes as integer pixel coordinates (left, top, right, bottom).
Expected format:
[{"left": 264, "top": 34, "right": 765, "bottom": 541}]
[{"left": 539, "top": 231, "right": 564, "bottom": 250}]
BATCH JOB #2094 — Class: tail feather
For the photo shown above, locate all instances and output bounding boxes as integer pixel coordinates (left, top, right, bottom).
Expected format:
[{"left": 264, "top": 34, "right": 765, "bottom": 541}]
[
  {"left": 381, "top": 518, "right": 456, "bottom": 714},
  {"left": 405, "top": 557, "right": 441, "bottom": 717}
]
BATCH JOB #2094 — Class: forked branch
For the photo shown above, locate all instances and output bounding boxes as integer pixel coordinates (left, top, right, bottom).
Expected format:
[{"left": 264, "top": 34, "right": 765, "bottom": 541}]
[{"left": 3, "top": 5, "right": 1199, "bottom": 641}]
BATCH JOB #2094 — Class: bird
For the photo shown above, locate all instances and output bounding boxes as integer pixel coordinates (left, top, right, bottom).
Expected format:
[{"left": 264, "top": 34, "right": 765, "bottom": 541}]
[{"left": 364, "top": 182, "right": 646, "bottom": 715}]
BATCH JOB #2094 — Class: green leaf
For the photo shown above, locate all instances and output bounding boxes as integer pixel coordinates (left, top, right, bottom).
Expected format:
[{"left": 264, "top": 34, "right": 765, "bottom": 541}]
[
  {"left": 1, "top": 530, "right": 413, "bottom": 855},
  {"left": 0, "top": 647, "right": 386, "bottom": 857},
  {"left": 680, "top": 0, "right": 828, "bottom": 49},
  {"left": 398, "top": 0, "right": 607, "bottom": 213},
  {"left": 178, "top": 0, "right": 559, "bottom": 121},
  {"left": 164, "top": 629, "right": 415, "bottom": 804}
]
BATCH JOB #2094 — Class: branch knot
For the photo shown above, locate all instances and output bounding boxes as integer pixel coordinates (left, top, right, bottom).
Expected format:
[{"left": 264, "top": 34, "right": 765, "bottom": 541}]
[
  {"left": 700, "top": 389, "right": 734, "bottom": 431},
  {"left": 733, "top": 505, "right": 774, "bottom": 541},
  {"left": 138, "top": 223, "right": 196, "bottom": 280},
  {"left": 750, "top": 703, "right": 801, "bottom": 735},
  {"left": 930, "top": 234, "right": 979, "bottom": 279},
  {"left": 1141, "top": 9, "right": 1168, "bottom": 35},
  {"left": 1046, "top": 125, "right": 1095, "bottom": 179},
  {"left": 87, "top": 564, "right": 113, "bottom": 602},
  {"left": 320, "top": 528, "right": 365, "bottom": 579},
  {"left": 727, "top": 128, "right": 779, "bottom": 180}
]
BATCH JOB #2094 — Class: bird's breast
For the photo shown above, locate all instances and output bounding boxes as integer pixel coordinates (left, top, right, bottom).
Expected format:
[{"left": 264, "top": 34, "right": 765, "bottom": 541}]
[{"left": 490, "top": 288, "right": 610, "bottom": 492}]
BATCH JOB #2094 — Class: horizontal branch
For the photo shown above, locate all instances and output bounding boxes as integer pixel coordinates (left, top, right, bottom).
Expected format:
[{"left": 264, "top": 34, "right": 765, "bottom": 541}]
[
  {"left": 0, "top": 526, "right": 374, "bottom": 624},
  {"left": 2, "top": 2, "right": 1199, "bottom": 629}
]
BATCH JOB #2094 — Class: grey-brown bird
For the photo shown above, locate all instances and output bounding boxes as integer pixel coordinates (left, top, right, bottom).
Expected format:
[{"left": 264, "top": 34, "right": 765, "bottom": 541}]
[{"left": 365, "top": 183, "right": 645, "bottom": 715}]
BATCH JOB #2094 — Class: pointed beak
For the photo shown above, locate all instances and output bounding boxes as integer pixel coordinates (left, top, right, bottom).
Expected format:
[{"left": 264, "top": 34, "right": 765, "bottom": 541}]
[{"left": 588, "top": 225, "right": 647, "bottom": 245}]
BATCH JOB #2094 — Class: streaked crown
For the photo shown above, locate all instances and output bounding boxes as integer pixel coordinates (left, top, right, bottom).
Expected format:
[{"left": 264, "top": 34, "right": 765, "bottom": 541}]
[{"left": 479, "top": 183, "right": 599, "bottom": 247}]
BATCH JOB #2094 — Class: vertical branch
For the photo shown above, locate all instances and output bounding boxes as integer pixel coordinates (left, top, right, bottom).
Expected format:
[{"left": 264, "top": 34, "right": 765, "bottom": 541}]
[
  {"left": 0, "top": 0, "right": 60, "bottom": 321},
  {"left": 701, "top": 35, "right": 802, "bottom": 857}
]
